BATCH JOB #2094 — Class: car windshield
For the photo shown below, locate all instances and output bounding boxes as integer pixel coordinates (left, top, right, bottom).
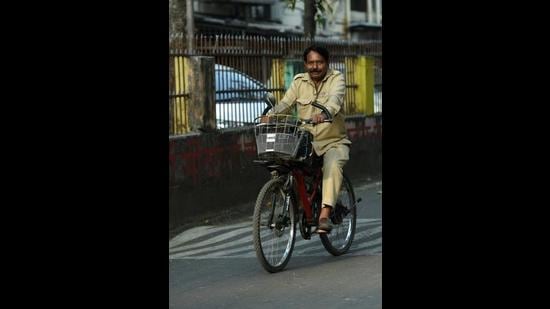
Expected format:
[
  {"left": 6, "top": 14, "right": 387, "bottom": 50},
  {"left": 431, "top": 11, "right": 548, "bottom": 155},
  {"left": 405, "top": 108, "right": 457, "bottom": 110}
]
[
  {"left": 215, "top": 64, "right": 267, "bottom": 102},
  {"left": 214, "top": 64, "right": 270, "bottom": 128}
]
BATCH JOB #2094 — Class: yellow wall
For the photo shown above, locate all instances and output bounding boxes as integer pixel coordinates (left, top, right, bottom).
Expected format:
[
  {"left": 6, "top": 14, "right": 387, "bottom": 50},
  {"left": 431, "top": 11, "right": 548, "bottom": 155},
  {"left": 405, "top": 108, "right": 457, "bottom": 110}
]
[
  {"left": 352, "top": 56, "right": 375, "bottom": 115},
  {"left": 172, "top": 56, "right": 189, "bottom": 134}
]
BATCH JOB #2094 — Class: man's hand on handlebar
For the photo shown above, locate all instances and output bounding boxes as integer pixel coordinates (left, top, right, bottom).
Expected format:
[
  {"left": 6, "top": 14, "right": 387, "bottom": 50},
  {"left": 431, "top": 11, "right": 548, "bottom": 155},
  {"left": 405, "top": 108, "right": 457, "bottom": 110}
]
[
  {"left": 260, "top": 115, "right": 270, "bottom": 123},
  {"left": 310, "top": 112, "right": 327, "bottom": 124}
]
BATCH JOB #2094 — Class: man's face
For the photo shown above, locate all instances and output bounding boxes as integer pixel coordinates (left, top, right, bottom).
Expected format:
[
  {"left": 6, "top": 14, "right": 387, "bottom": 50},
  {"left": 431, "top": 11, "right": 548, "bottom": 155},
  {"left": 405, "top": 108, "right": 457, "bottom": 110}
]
[{"left": 305, "top": 50, "right": 328, "bottom": 82}]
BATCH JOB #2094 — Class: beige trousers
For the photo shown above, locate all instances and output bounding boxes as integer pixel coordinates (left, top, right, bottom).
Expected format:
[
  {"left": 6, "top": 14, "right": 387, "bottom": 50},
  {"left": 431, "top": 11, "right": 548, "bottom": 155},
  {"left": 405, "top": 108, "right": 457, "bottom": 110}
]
[{"left": 321, "top": 144, "right": 349, "bottom": 208}]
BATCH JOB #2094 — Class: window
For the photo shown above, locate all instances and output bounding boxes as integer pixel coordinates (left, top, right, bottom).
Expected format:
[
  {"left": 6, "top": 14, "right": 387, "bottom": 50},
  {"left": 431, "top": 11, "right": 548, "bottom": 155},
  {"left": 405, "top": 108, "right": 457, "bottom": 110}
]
[
  {"left": 195, "top": 2, "right": 270, "bottom": 21},
  {"left": 242, "top": 4, "right": 270, "bottom": 21},
  {"left": 351, "top": 1, "right": 367, "bottom": 12}
]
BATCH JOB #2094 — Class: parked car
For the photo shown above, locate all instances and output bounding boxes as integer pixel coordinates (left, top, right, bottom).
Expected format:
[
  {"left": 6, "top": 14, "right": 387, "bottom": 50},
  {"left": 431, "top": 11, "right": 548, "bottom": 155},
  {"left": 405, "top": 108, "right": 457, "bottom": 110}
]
[
  {"left": 214, "top": 64, "right": 381, "bottom": 127},
  {"left": 215, "top": 64, "right": 272, "bottom": 128}
]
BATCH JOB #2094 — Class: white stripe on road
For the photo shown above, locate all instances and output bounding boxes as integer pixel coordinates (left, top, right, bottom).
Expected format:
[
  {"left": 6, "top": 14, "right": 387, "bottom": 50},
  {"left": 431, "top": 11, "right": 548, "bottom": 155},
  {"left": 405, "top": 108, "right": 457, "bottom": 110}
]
[
  {"left": 169, "top": 218, "right": 381, "bottom": 259},
  {"left": 169, "top": 221, "right": 250, "bottom": 248},
  {"left": 169, "top": 226, "right": 251, "bottom": 254},
  {"left": 170, "top": 219, "right": 379, "bottom": 255},
  {"left": 353, "top": 181, "right": 382, "bottom": 191},
  {"left": 170, "top": 232, "right": 253, "bottom": 258},
  {"left": 293, "top": 235, "right": 382, "bottom": 256}
]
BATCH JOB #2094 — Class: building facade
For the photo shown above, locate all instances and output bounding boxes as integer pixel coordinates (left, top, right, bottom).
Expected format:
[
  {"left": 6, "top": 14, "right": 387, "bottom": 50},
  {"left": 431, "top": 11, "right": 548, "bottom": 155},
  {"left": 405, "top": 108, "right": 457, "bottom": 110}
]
[{"left": 189, "top": 0, "right": 381, "bottom": 40}]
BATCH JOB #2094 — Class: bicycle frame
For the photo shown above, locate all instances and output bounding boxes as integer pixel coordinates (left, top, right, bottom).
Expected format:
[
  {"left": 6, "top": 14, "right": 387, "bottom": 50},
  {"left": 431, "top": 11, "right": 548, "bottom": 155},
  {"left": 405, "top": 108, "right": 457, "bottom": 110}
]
[
  {"left": 252, "top": 105, "right": 359, "bottom": 273},
  {"left": 292, "top": 167, "right": 322, "bottom": 225}
]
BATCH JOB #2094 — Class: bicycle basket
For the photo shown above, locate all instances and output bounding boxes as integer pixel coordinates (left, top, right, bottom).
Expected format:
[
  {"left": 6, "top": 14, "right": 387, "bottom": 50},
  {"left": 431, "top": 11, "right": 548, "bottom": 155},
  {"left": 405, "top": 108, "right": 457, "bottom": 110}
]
[{"left": 254, "top": 114, "right": 312, "bottom": 161}]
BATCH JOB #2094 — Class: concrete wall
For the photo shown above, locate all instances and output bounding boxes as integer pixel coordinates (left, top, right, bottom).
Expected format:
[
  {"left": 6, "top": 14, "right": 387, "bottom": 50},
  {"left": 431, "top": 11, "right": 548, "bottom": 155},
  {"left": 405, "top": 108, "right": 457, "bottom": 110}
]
[{"left": 169, "top": 115, "right": 382, "bottom": 232}]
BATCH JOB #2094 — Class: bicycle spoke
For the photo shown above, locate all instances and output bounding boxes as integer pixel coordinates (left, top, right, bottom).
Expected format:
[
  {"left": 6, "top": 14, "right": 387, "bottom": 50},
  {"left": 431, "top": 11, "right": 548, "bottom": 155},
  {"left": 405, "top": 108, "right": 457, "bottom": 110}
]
[
  {"left": 253, "top": 177, "right": 296, "bottom": 271},
  {"left": 320, "top": 176, "right": 356, "bottom": 256}
]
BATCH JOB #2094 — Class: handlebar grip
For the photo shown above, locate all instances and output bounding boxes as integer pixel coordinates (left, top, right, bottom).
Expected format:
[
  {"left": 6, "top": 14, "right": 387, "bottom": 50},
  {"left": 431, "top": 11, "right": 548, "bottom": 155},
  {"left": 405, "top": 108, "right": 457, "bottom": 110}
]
[
  {"left": 261, "top": 105, "right": 272, "bottom": 116},
  {"left": 311, "top": 101, "right": 333, "bottom": 121}
]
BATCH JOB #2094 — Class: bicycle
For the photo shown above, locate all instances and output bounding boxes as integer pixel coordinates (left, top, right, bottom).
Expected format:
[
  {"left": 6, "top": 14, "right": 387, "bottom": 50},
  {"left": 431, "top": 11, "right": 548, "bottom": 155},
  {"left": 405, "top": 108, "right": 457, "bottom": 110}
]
[{"left": 252, "top": 102, "right": 361, "bottom": 273}]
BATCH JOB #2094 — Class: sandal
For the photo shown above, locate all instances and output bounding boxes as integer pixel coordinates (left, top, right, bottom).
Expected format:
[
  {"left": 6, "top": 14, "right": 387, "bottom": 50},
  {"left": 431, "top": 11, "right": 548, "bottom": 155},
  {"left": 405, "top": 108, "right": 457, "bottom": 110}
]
[{"left": 316, "top": 218, "right": 332, "bottom": 234}]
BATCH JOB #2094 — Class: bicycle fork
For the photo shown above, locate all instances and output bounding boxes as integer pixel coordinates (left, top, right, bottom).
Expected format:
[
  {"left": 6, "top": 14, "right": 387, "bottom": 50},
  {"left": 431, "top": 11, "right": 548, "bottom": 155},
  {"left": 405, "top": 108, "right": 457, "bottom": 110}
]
[
  {"left": 269, "top": 175, "right": 293, "bottom": 230},
  {"left": 281, "top": 175, "right": 294, "bottom": 226}
]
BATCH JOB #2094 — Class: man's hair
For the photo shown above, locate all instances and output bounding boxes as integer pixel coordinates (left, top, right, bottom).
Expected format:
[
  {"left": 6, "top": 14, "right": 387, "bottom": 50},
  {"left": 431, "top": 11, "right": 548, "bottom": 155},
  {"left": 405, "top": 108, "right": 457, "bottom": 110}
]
[{"left": 303, "top": 45, "right": 330, "bottom": 63}]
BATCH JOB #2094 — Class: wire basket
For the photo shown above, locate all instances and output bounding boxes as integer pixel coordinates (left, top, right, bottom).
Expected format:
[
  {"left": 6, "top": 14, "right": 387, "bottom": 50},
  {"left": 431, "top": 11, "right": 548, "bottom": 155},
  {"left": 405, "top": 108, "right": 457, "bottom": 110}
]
[{"left": 254, "top": 114, "right": 312, "bottom": 161}]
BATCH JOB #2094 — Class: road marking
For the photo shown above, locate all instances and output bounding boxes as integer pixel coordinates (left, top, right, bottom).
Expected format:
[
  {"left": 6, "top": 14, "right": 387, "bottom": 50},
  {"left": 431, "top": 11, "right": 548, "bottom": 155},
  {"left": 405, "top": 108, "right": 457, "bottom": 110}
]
[
  {"left": 169, "top": 226, "right": 251, "bottom": 254},
  {"left": 169, "top": 218, "right": 381, "bottom": 259},
  {"left": 169, "top": 221, "right": 250, "bottom": 248},
  {"left": 353, "top": 181, "right": 382, "bottom": 191}
]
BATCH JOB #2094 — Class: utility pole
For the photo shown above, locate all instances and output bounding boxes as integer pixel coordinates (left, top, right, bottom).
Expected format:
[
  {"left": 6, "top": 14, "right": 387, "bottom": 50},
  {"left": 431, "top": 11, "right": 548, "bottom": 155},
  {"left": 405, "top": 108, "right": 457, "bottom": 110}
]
[
  {"left": 375, "top": 0, "right": 381, "bottom": 24},
  {"left": 344, "top": 0, "right": 351, "bottom": 40},
  {"left": 186, "top": 0, "right": 194, "bottom": 52},
  {"left": 367, "top": 0, "right": 373, "bottom": 23}
]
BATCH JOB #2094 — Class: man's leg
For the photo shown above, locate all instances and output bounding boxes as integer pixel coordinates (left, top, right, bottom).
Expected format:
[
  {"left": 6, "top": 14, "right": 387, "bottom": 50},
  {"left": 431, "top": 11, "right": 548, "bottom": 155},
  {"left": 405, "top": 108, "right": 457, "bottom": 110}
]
[{"left": 318, "top": 144, "right": 349, "bottom": 232}]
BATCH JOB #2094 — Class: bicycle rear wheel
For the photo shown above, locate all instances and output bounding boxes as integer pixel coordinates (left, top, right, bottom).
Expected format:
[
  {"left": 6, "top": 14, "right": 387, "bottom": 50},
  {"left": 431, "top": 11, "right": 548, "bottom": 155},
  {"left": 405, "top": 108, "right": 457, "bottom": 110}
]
[
  {"left": 320, "top": 174, "right": 357, "bottom": 256},
  {"left": 253, "top": 177, "right": 296, "bottom": 273}
]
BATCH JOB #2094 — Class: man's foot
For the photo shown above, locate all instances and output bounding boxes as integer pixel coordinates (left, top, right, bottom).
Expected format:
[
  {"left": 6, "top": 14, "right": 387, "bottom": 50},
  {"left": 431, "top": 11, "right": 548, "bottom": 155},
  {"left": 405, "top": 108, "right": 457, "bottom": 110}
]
[{"left": 316, "top": 218, "right": 332, "bottom": 234}]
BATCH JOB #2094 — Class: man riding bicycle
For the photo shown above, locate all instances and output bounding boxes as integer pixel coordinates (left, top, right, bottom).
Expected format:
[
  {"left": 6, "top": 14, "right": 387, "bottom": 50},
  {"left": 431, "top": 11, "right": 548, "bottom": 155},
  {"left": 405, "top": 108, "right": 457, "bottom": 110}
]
[{"left": 265, "top": 45, "right": 351, "bottom": 234}]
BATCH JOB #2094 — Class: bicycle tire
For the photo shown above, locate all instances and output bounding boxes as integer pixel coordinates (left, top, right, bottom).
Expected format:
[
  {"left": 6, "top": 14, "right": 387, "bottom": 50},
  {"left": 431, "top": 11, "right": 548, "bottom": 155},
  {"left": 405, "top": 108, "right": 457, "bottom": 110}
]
[
  {"left": 252, "top": 177, "right": 296, "bottom": 273},
  {"left": 320, "top": 174, "right": 357, "bottom": 256}
]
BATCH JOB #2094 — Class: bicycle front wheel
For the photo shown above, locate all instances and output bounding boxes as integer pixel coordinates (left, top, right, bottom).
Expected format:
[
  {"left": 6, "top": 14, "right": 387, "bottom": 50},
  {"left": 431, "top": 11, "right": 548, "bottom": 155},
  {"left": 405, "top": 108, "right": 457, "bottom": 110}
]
[
  {"left": 320, "top": 174, "right": 357, "bottom": 256},
  {"left": 252, "top": 177, "right": 296, "bottom": 273}
]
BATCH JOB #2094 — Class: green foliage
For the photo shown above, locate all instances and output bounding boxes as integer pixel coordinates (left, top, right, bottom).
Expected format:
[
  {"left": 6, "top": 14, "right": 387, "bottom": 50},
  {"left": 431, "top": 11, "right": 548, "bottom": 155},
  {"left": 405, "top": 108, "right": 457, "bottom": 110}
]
[
  {"left": 284, "top": 0, "right": 297, "bottom": 10},
  {"left": 284, "top": 0, "right": 335, "bottom": 27}
]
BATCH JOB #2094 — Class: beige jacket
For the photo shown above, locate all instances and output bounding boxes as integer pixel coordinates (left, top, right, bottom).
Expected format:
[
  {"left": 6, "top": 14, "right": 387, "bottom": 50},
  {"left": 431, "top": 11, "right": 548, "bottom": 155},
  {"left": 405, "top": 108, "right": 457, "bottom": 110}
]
[{"left": 269, "top": 69, "right": 351, "bottom": 156}]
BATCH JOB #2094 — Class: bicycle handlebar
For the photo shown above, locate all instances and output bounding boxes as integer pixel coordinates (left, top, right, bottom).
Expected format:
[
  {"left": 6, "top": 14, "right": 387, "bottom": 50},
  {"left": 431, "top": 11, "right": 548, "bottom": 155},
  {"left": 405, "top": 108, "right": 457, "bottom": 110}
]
[
  {"left": 261, "top": 100, "right": 333, "bottom": 125},
  {"left": 294, "top": 102, "right": 333, "bottom": 125},
  {"left": 311, "top": 101, "right": 333, "bottom": 122},
  {"left": 298, "top": 118, "right": 332, "bottom": 125}
]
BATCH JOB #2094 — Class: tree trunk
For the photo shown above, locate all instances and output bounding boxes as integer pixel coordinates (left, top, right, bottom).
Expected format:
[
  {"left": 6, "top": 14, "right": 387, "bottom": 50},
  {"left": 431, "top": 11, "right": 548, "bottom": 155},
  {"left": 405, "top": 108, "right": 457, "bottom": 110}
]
[{"left": 304, "top": 0, "right": 316, "bottom": 39}]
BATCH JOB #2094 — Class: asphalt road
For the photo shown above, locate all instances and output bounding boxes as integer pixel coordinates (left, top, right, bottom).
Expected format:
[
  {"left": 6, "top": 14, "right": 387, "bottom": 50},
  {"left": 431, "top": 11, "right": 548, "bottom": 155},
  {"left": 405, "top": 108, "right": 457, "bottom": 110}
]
[{"left": 169, "top": 179, "right": 382, "bottom": 308}]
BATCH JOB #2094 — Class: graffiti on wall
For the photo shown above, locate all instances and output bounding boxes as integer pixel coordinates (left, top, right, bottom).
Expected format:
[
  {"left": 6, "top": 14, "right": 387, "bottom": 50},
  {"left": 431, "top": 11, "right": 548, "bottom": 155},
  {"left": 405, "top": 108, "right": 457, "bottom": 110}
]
[
  {"left": 170, "top": 132, "right": 257, "bottom": 186},
  {"left": 170, "top": 117, "right": 381, "bottom": 187}
]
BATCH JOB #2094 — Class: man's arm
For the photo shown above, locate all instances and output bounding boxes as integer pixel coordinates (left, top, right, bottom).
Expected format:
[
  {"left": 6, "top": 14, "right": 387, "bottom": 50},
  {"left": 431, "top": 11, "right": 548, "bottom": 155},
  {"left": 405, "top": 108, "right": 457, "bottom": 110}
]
[
  {"left": 268, "top": 79, "right": 298, "bottom": 115},
  {"left": 322, "top": 73, "right": 346, "bottom": 117}
]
